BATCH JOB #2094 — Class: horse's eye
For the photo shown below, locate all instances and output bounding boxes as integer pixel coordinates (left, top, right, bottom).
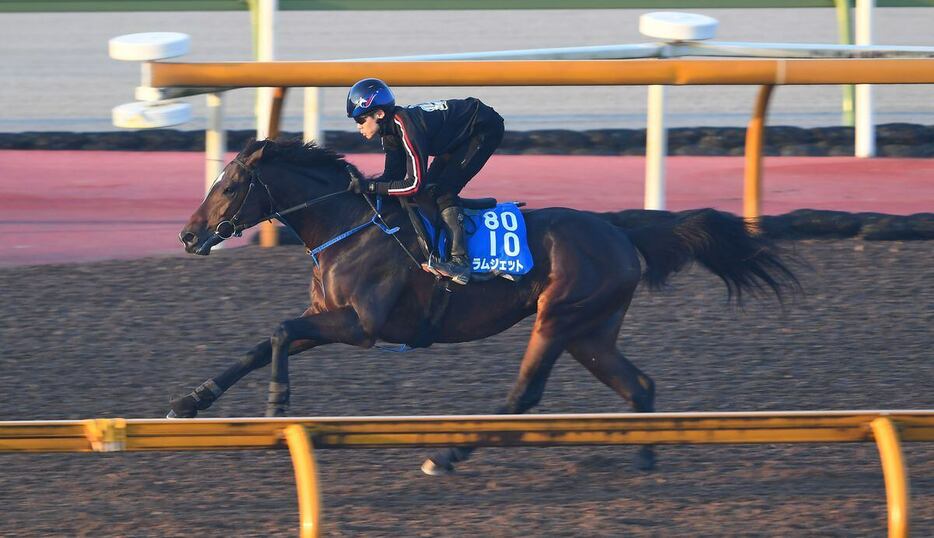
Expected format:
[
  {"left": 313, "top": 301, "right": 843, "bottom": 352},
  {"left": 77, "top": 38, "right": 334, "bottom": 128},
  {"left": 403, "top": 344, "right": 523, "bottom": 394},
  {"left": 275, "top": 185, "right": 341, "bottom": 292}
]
[{"left": 222, "top": 184, "right": 236, "bottom": 196}]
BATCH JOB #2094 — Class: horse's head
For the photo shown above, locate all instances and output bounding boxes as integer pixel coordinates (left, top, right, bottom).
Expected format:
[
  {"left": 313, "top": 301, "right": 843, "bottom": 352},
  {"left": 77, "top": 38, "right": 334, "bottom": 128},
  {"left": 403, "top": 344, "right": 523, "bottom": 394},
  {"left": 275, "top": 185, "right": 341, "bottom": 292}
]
[
  {"left": 179, "top": 139, "right": 356, "bottom": 255},
  {"left": 179, "top": 141, "right": 275, "bottom": 255}
]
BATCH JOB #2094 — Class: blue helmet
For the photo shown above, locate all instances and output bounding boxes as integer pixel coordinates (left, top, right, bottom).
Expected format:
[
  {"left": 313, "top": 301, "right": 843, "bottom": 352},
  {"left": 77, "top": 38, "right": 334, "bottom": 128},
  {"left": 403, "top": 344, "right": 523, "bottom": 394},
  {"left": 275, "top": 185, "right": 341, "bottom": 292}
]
[{"left": 346, "top": 78, "right": 396, "bottom": 119}]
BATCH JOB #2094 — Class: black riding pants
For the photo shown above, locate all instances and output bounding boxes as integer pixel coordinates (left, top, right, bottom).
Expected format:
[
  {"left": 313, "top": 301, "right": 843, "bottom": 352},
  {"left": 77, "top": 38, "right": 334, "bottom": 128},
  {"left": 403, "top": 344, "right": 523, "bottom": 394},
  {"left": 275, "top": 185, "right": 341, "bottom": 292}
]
[{"left": 424, "top": 116, "right": 505, "bottom": 212}]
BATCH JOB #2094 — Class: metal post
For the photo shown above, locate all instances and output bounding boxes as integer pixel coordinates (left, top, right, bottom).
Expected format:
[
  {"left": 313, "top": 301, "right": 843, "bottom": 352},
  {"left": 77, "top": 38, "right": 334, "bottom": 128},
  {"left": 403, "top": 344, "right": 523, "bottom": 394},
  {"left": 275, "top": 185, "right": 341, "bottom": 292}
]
[
  {"left": 304, "top": 87, "right": 323, "bottom": 145},
  {"left": 744, "top": 85, "right": 775, "bottom": 226},
  {"left": 254, "top": 0, "right": 279, "bottom": 246},
  {"left": 855, "top": 0, "right": 876, "bottom": 157},
  {"left": 205, "top": 93, "right": 226, "bottom": 196},
  {"left": 870, "top": 417, "right": 910, "bottom": 538},
  {"left": 834, "top": 0, "right": 855, "bottom": 126},
  {"left": 644, "top": 84, "right": 666, "bottom": 210},
  {"left": 284, "top": 424, "right": 322, "bottom": 538},
  {"left": 267, "top": 87, "right": 287, "bottom": 140},
  {"left": 205, "top": 93, "right": 227, "bottom": 249},
  {"left": 254, "top": 0, "right": 276, "bottom": 140},
  {"left": 259, "top": 87, "right": 286, "bottom": 248}
]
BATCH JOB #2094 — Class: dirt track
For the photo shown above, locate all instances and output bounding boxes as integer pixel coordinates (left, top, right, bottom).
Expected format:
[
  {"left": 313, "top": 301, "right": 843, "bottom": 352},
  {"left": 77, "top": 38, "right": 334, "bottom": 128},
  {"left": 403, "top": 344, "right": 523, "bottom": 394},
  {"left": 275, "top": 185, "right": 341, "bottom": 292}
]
[{"left": 0, "top": 239, "right": 931, "bottom": 537}]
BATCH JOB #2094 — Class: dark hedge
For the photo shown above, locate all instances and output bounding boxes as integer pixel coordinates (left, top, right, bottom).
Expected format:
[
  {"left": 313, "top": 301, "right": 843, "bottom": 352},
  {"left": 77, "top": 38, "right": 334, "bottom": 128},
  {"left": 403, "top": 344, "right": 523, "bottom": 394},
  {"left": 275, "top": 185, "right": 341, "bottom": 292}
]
[
  {"left": 4, "top": 123, "right": 934, "bottom": 157},
  {"left": 258, "top": 208, "right": 934, "bottom": 246}
]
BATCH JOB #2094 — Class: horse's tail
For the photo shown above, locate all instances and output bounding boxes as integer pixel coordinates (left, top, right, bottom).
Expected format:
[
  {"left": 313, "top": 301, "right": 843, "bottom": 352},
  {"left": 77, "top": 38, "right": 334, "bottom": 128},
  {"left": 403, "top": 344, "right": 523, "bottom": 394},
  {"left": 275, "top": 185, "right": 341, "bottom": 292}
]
[{"left": 619, "top": 208, "right": 801, "bottom": 303}]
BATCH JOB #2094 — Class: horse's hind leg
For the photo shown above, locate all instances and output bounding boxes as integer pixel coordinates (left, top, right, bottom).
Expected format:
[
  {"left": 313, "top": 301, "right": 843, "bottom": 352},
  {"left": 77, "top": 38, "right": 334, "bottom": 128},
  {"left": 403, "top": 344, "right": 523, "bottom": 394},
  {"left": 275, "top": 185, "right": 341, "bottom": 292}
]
[
  {"left": 422, "top": 323, "right": 566, "bottom": 475},
  {"left": 566, "top": 314, "right": 657, "bottom": 470},
  {"left": 167, "top": 338, "right": 315, "bottom": 418}
]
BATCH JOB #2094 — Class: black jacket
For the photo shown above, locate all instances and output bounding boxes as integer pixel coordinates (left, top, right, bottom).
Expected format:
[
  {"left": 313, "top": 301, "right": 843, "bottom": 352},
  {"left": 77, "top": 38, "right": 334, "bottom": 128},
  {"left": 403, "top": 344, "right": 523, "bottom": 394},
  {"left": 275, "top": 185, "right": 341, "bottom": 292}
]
[{"left": 371, "top": 98, "right": 500, "bottom": 196}]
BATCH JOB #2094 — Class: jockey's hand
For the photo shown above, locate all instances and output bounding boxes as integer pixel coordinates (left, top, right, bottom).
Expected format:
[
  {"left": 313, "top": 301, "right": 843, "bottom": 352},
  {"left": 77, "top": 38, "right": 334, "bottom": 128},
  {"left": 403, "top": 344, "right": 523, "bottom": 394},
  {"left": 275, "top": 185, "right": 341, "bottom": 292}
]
[{"left": 348, "top": 176, "right": 380, "bottom": 194}]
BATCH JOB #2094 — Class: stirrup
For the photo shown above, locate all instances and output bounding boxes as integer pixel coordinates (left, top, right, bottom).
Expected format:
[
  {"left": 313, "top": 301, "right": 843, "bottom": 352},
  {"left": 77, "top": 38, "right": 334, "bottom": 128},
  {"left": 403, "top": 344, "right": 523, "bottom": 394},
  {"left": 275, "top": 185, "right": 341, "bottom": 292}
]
[{"left": 423, "top": 254, "right": 470, "bottom": 285}]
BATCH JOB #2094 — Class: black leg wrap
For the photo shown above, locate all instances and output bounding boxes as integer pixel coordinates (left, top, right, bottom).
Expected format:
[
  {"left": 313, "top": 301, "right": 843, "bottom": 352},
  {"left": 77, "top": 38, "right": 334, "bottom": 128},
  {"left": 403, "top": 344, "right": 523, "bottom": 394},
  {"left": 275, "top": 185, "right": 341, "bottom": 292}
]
[
  {"left": 192, "top": 380, "right": 223, "bottom": 410},
  {"left": 169, "top": 379, "right": 223, "bottom": 418},
  {"left": 265, "top": 381, "right": 290, "bottom": 417},
  {"left": 430, "top": 446, "right": 474, "bottom": 470}
]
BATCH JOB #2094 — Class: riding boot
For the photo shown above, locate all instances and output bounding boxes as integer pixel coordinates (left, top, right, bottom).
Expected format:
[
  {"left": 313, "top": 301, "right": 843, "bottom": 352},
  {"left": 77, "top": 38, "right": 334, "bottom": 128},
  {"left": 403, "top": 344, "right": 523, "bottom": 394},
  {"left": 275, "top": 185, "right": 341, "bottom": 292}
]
[{"left": 431, "top": 206, "right": 471, "bottom": 285}]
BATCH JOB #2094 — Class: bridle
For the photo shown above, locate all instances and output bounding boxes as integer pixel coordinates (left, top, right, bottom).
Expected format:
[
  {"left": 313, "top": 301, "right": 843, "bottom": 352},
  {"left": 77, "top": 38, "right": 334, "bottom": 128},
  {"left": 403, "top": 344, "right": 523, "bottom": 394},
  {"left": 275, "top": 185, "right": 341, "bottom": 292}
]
[
  {"left": 211, "top": 158, "right": 348, "bottom": 241},
  {"left": 199, "top": 158, "right": 420, "bottom": 268}
]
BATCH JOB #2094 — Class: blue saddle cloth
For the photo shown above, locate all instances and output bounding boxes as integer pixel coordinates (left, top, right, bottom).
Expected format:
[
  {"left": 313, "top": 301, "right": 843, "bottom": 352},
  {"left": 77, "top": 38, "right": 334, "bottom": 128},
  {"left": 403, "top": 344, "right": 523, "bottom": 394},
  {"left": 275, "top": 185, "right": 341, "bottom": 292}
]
[{"left": 419, "top": 202, "right": 534, "bottom": 277}]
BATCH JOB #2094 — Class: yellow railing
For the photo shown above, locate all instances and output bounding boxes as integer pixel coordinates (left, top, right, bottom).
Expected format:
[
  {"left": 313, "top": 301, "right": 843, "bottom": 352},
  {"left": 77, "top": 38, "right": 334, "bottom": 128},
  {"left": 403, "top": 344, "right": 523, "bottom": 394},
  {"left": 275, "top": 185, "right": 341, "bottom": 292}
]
[{"left": 2, "top": 410, "right": 931, "bottom": 538}]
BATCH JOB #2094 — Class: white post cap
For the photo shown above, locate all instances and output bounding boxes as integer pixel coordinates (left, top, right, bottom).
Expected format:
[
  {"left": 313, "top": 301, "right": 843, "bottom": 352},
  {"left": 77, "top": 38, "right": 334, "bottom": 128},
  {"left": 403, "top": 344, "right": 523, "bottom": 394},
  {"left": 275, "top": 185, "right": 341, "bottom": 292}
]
[
  {"left": 639, "top": 12, "right": 719, "bottom": 42},
  {"left": 108, "top": 32, "right": 191, "bottom": 61},
  {"left": 112, "top": 101, "right": 192, "bottom": 129}
]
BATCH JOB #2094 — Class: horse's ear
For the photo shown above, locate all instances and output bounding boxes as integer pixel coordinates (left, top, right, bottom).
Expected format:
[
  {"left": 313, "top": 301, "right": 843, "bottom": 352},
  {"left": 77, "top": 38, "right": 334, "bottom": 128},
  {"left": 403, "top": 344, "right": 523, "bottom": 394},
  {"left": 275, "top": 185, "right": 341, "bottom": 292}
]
[{"left": 244, "top": 140, "right": 269, "bottom": 167}]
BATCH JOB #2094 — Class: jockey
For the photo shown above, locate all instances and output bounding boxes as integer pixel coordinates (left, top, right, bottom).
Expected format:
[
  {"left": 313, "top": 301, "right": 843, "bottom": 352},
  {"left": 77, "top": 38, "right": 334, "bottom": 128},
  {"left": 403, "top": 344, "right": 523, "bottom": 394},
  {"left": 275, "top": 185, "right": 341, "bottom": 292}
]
[{"left": 345, "top": 78, "right": 505, "bottom": 285}]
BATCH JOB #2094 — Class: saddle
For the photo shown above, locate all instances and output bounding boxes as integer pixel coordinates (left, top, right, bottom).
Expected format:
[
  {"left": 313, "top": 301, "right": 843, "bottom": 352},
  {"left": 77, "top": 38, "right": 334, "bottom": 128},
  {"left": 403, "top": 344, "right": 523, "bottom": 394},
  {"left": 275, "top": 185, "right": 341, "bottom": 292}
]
[
  {"left": 400, "top": 197, "right": 525, "bottom": 260},
  {"left": 460, "top": 197, "right": 498, "bottom": 210}
]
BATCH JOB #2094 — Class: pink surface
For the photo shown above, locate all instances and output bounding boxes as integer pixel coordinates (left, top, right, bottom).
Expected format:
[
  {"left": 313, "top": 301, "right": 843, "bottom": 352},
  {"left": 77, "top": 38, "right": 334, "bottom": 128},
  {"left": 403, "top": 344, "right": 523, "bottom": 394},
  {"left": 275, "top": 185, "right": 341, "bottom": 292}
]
[{"left": 1, "top": 150, "right": 931, "bottom": 267}]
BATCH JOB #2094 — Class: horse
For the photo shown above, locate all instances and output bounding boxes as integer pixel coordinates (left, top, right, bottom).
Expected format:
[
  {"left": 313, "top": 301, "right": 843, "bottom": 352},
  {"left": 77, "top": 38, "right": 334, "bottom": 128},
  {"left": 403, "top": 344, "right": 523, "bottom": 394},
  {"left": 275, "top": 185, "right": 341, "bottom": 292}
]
[{"left": 176, "top": 138, "right": 800, "bottom": 475}]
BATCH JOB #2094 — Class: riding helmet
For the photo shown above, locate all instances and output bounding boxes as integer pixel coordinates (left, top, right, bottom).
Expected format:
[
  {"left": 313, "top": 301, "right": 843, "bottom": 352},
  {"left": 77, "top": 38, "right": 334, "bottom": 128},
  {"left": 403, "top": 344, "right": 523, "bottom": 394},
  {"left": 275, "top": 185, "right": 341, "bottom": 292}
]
[{"left": 346, "top": 78, "right": 396, "bottom": 119}]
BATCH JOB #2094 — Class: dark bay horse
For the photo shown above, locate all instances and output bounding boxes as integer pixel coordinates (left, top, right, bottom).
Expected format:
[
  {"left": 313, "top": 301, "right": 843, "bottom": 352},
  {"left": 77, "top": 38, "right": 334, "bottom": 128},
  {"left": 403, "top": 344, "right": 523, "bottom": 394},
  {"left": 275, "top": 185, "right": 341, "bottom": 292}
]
[{"left": 177, "top": 139, "right": 799, "bottom": 474}]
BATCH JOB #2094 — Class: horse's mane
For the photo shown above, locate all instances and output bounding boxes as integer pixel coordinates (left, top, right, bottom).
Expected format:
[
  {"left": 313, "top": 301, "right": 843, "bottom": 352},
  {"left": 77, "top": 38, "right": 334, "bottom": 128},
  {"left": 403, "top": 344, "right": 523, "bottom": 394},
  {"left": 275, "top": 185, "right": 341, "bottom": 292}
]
[{"left": 237, "top": 138, "right": 361, "bottom": 180}]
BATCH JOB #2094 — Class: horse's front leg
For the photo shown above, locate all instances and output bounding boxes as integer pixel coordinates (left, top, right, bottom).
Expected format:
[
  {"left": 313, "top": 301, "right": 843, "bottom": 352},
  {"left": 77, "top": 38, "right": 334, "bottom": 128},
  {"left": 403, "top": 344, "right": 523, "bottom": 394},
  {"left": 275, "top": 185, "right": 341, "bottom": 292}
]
[
  {"left": 266, "top": 307, "right": 370, "bottom": 417},
  {"left": 168, "top": 337, "right": 316, "bottom": 418}
]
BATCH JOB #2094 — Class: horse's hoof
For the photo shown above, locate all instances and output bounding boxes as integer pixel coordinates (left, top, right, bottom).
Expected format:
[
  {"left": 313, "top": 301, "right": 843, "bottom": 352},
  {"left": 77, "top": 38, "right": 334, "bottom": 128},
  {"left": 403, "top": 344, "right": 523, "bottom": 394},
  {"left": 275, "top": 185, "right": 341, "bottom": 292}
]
[
  {"left": 633, "top": 447, "right": 656, "bottom": 471},
  {"left": 421, "top": 458, "right": 455, "bottom": 476},
  {"left": 168, "top": 395, "right": 199, "bottom": 418},
  {"left": 166, "top": 407, "right": 196, "bottom": 418}
]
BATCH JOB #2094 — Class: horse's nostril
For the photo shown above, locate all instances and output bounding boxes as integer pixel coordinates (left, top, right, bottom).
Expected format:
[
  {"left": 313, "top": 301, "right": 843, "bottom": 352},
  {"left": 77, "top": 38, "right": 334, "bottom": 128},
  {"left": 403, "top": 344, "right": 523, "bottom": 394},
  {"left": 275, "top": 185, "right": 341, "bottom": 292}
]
[{"left": 180, "top": 231, "right": 196, "bottom": 245}]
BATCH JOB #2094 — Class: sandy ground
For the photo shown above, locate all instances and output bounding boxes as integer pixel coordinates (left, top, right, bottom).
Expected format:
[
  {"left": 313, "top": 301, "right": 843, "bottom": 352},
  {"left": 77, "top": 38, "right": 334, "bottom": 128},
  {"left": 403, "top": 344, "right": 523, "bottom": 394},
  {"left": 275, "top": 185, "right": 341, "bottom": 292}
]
[{"left": 0, "top": 238, "right": 931, "bottom": 537}]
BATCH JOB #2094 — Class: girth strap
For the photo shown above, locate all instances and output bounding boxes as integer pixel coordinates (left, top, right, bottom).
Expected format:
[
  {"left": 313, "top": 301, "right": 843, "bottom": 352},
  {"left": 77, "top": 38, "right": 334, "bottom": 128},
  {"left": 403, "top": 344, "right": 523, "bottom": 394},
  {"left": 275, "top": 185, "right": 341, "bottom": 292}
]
[
  {"left": 409, "top": 276, "right": 454, "bottom": 349},
  {"left": 375, "top": 276, "right": 453, "bottom": 353}
]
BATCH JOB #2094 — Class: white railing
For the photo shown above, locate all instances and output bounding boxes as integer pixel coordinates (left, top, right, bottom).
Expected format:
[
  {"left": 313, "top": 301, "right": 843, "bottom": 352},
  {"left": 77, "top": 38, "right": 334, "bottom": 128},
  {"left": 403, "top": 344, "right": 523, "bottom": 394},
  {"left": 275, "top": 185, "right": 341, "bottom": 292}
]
[{"left": 111, "top": 9, "right": 934, "bottom": 214}]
